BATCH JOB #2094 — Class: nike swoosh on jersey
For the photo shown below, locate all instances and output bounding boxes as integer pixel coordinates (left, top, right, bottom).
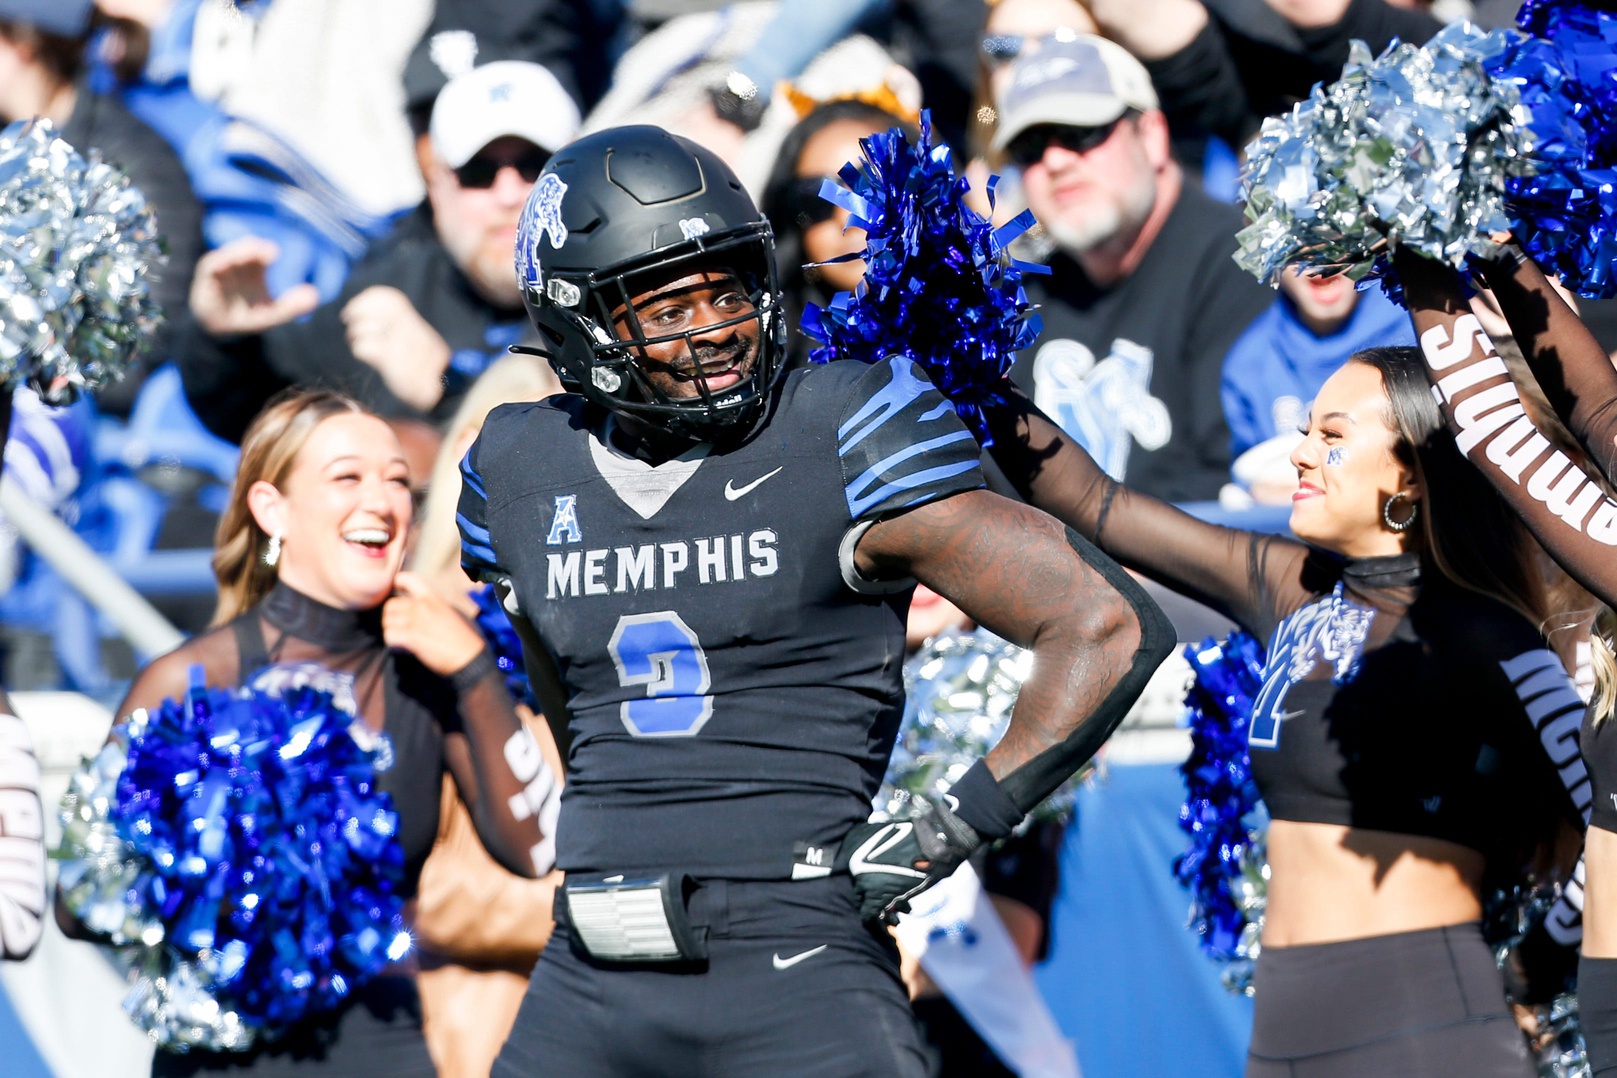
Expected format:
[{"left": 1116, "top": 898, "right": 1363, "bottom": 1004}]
[
  {"left": 724, "top": 466, "right": 784, "bottom": 500},
  {"left": 772, "top": 944, "right": 828, "bottom": 970}
]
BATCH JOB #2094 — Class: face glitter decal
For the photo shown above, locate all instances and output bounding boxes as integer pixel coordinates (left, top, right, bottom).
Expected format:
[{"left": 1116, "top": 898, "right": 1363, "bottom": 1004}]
[{"left": 1325, "top": 447, "right": 1349, "bottom": 467}]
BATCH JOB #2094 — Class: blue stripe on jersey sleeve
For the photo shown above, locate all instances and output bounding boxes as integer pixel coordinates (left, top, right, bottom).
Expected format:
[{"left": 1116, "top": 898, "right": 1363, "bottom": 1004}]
[
  {"left": 459, "top": 453, "right": 487, "bottom": 499},
  {"left": 837, "top": 357, "right": 934, "bottom": 456},
  {"left": 848, "top": 459, "right": 982, "bottom": 518},
  {"left": 457, "top": 441, "right": 504, "bottom": 581},
  {"left": 836, "top": 356, "right": 986, "bottom": 522},
  {"left": 457, "top": 511, "right": 496, "bottom": 556}
]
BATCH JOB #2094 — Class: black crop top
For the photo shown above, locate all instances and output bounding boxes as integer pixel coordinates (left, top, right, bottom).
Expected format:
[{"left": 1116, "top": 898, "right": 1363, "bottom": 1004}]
[
  {"left": 118, "top": 582, "right": 545, "bottom": 894},
  {"left": 984, "top": 393, "right": 1589, "bottom": 860},
  {"left": 1242, "top": 553, "right": 1587, "bottom": 850}
]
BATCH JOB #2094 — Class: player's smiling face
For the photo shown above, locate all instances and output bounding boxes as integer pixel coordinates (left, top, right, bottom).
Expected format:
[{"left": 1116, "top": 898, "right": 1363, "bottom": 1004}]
[
  {"left": 248, "top": 413, "right": 413, "bottom": 610},
  {"left": 611, "top": 265, "right": 761, "bottom": 401}
]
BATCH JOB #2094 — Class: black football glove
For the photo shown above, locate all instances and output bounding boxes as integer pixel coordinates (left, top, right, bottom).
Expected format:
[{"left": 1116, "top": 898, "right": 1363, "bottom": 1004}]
[
  {"left": 1500, "top": 921, "right": 1579, "bottom": 1006},
  {"left": 837, "top": 796, "right": 983, "bottom": 926}
]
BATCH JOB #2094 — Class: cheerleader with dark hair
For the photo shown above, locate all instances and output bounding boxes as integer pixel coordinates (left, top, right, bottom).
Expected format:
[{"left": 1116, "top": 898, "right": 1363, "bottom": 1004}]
[
  {"left": 1396, "top": 249, "right": 1617, "bottom": 1075},
  {"left": 981, "top": 343, "right": 1588, "bottom": 1075}
]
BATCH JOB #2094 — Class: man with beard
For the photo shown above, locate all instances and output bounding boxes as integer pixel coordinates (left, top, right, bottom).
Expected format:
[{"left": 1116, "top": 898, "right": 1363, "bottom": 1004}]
[
  {"left": 459, "top": 126, "right": 1174, "bottom": 1076},
  {"left": 178, "top": 61, "right": 580, "bottom": 444},
  {"left": 995, "top": 35, "right": 1272, "bottom": 503}
]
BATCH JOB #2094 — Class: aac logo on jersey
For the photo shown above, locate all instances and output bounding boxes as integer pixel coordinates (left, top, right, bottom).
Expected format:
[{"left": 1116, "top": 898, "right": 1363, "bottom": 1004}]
[{"left": 547, "top": 495, "right": 582, "bottom": 545}]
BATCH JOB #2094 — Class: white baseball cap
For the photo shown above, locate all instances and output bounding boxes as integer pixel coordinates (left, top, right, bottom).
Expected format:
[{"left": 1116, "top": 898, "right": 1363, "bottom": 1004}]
[
  {"left": 991, "top": 35, "right": 1159, "bottom": 153},
  {"left": 430, "top": 61, "right": 582, "bottom": 168}
]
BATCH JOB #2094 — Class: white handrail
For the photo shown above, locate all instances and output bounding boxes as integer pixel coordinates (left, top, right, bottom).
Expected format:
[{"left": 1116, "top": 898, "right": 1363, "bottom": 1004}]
[{"left": 0, "top": 481, "right": 184, "bottom": 657}]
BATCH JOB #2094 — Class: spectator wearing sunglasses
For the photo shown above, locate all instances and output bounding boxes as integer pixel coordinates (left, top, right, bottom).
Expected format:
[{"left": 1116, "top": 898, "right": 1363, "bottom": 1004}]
[
  {"left": 995, "top": 35, "right": 1271, "bottom": 503},
  {"left": 967, "top": 0, "right": 1098, "bottom": 164},
  {"left": 179, "top": 61, "right": 580, "bottom": 446},
  {"left": 760, "top": 97, "right": 919, "bottom": 368}
]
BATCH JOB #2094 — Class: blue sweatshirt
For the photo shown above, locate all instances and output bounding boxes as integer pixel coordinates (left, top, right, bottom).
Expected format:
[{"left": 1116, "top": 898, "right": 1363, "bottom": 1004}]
[{"left": 1220, "top": 286, "right": 1414, "bottom": 459}]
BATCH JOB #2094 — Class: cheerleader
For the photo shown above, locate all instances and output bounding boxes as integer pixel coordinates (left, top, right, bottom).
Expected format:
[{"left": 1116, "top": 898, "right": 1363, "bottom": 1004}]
[
  {"left": 1398, "top": 249, "right": 1617, "bottom": 1074},
  {"left": 982, "top": 346, "right": 1587, "bottom": 1076}
]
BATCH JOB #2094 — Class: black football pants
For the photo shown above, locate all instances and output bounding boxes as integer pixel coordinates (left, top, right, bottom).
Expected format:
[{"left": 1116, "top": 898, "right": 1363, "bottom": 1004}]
[{"left": 493, "top": 875, "right": 927, "bottom": 1078}]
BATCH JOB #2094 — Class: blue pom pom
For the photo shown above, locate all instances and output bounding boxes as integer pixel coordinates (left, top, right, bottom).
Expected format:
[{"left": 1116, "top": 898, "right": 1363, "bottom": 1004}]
[
  {"left": 1173, "top": 633, "right": 1266, "bottom": 983},
  {"left": 58, "top": 663, "right": 408, "bottom": 1051},
  {"left": 799, "top": 112, "right": 1047, "bottom": 446},
  {"left": 470, "top": 583, "right": 532, "bottom": 708},
  {"left": 1489, "top": 3, "right": 1617, "bottom": 297}
]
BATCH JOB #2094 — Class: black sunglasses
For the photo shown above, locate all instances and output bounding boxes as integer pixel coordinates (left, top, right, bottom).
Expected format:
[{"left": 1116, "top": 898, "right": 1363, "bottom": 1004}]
[
  {"left": 1005, "top": 118, "right": 1125, "bottom": 169},
  {"left": 454, "top": 147, "right": 551, "bottom": 189},
  {"left": 783, "top": 176, "right": 838, "bottom": 229}
]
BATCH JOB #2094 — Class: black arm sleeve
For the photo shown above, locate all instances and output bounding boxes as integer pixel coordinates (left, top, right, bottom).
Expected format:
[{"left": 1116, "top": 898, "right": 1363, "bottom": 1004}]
[
  {"left": 991, "top": 526, "right": 1177, "bottom": 818},
  {"left": 983, "top": 387, "right": 1314, "bottom": 635},
  {"left": 439, "top": 650, "right": 554, "bottom": 878},
  {"left": 176, "top": 322, "right": 293, "bottom": 444},
  {"left": 1400, "top": 252, "right": 1617, "bottom": 609},
  {"left": 1478, "top": 253, "right": 1617, "bottom": 482}
]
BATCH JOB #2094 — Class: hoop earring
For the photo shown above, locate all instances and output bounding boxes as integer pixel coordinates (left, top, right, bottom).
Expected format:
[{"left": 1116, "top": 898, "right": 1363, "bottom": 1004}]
[
  {"left": 264, "top": 533, "right": 282, "bottom": 567},
  {"left": 1382, "top": 492, "right": 1418, "bottom": 533}
]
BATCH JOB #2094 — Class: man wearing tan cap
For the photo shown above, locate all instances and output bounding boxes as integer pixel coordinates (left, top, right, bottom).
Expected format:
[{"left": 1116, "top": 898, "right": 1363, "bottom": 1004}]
[{"left": 994, "top": 34, "right": 1271, "bottom": 504}]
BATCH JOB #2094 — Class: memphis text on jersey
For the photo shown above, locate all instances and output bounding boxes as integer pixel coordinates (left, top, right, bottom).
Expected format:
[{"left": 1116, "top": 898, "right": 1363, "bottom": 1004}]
[{"left": 546, "top": 514, "right": 779, "bottom": 601}]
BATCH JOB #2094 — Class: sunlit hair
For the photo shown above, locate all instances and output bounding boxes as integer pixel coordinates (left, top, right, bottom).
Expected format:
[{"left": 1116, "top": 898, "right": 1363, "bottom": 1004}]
[
  {"left": 1350, "top": 347, "right": 1547, "bottom": 629},
  {"left": 211, "top": 389, "right": 368, "bottom": 626},
  {"left": 1589, "top": 607, "right": 1617, "bottom": 724},
  {"left": 410, "top": 354, "right": 560, "bottom": 581}
]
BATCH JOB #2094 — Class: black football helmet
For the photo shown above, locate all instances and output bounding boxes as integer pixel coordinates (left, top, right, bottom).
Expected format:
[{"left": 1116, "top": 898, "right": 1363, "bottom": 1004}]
[{"left": 514, "top": 125, "right": 786, "bottom": 442}]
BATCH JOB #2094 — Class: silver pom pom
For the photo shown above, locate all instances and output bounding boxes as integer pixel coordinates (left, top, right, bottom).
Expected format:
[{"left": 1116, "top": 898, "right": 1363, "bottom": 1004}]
[
  {"left": 0, "top": 118, "right": 163, "bottom": 403},
  {"left": 56, "top": 710, "right": 254, "bottom": 1053},
  {"left": 1235, "top": 23, "right": 1534, "bottom": 291},
  {"left": 876, "top": 628, "right": 1087, "bottom": 825}
]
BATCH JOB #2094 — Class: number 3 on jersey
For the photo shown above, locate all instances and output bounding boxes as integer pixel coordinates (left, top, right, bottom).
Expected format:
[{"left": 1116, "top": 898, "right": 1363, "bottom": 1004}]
[{"left": 608, "top": 612, "right": 713, "bottom": 736}]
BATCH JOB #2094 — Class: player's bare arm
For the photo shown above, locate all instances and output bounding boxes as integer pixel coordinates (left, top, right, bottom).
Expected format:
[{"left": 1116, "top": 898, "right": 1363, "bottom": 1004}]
[
  {"left": 843, "top": 487, "right": 1174, "bottom": 922},
  {"left": 857, "top": 487, "right": 1158, "bottom": 782}
]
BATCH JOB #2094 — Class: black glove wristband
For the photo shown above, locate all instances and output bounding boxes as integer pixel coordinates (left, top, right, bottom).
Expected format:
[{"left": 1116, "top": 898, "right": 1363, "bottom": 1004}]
[
  {"left": 449, "top": 648, "right": 500, "bottom": 694},
  {"left": 947, "top": 759, "right": 1025, "bottom": 841}
]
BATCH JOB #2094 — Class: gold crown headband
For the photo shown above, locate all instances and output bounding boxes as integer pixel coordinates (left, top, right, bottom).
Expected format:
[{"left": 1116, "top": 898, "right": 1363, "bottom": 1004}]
[{"left": 781, "top": 82, "right": 922, "bottom": 126}]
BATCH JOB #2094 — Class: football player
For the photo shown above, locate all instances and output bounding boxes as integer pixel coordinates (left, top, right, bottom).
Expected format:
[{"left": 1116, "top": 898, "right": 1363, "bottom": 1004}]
[{"left": 460, "top": 125, "right": 1173, "bottom": 1077}]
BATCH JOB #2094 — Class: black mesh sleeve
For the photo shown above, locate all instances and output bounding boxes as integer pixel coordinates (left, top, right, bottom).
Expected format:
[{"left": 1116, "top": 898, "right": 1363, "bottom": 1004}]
[
  {"left": 1400, "top": 253, "right": 1617, "bottom": 609},
  {"left": 439, "top": 651, "right": 555, "bottom": 878},
  {"left": 983, "top": 386, "right": 1315, "bottom": 637},
  {"left": 836, "top": 357, "right": 986, "bottom": 525}
]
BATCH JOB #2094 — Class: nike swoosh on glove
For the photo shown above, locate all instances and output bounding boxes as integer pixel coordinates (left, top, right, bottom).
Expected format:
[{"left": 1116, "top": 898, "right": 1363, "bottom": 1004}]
[{"left": 837, "top": 796, "right": 982, "bottom": 926}]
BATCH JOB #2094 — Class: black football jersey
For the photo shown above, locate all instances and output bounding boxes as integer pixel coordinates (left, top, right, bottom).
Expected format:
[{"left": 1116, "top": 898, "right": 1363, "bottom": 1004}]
[{"left": 458, "top": 358, "right": 986, "bottom": 879}]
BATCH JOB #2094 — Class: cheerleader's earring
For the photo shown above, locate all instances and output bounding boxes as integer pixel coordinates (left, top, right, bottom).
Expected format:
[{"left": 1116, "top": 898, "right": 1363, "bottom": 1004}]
[
  {"left": 1382, "top": 492, "right": 1418, "bottom": 533},
  {"left": 265, "top": 533, "right": 282, "bottom": 567}
]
